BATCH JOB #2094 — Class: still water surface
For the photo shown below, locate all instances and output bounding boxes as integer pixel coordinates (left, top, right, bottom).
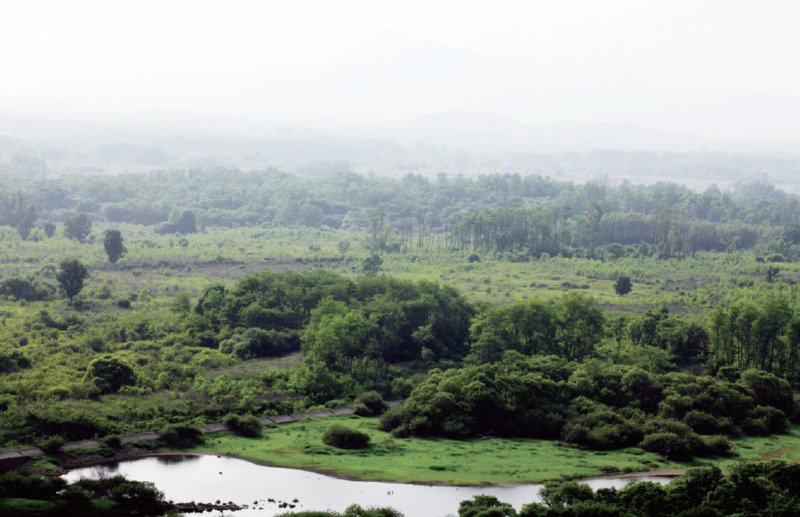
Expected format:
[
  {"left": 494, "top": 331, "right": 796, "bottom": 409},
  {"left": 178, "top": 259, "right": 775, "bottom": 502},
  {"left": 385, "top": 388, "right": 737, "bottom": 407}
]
[{"left": 64, "top": 454, "right": 674, "bottom": 516}]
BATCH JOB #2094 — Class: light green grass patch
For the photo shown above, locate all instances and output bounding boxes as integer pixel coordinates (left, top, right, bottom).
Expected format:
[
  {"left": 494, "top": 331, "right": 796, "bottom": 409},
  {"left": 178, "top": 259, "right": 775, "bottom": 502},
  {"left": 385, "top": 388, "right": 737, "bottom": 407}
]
[{"left": 194, "top": 417, "right": 800, "bottom": 485}]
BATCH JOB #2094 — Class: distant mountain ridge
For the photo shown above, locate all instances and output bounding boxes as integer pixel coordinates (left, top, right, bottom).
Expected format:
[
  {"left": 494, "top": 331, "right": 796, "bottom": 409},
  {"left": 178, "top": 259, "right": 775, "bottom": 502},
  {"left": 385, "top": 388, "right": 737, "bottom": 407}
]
[{"left": 384, "top": 110, "right": 744, "bottom": 152}]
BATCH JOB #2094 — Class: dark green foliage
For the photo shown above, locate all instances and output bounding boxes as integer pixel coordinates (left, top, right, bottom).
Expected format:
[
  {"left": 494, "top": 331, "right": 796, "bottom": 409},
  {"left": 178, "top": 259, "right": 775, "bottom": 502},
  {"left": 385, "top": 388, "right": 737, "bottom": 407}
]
[
  {"left": 354, "top": 391, "right": 388, "bottom": 417},
  {"left": 0, "top": 471, "right": 67, "bottom": 499},
  {"left": 156, "top": 209, "right": 197, "bottom": 234},
  {"left": 640, "top": 432, "right": 697, "bottom": 460},
  {"left": 628, "top": 307, "right": 707, "bottom": 365},
  {"left": 220, "top": 328, "right": 300, "bottom": 360},
  {"left": 614, "top": 275, "right": 632, "bottom": 296},
  {"left": 63, "top": 212, "right": 92, "bottom": 242},
  {"left": 159, "top": 423, "right": 205, "bottom": 448},
  {"left": 468, "top": 294, "right": 604, "bottom": 362},
  {"left": 322, "top": 424, "right": 370, "bottom": 449},
  {"left": 0, "top": 350, "right": 30, "bottom": 374},
  {"left": 702, "top": 435, "right": 732, "bottom": 456},
  {"left": 103, "top": 434, "right": 122, "bottom": 448},
  {"left": 280, "top": 505, "right": 403, "bottom": 517},
  {"left": 103, "top": 228, "right": 126, "bottom": 263},
  {"left": 467, "top": 253, "right": 481, "bottom": 263},
  {"left": 740, "top": 369, "right": 794, "bottom": 414},
  {"left": 71, "top": 475, "right": 167, "bottom": 512},
  {"left": 224, "top": 414, "right": 262, "bottom": 437},
  {"left": 703, "top": 461, "right": 800, "bottom": 515},
  {"left": 0, "top": 276, "right": 51, "bottom": 301},
  {"left": 383, "top": 355, "right": 792, "bottom": 458},
  {"left": 539, "top": 481, "right": 595, "bottom": 508},
  {"left": 23, "top": 408, "right": 107, "bottom": 441},
  {"left": 85, "top": 355, "right": 135, "bottom": 394},
  {"left": 462, "top": 461, "right": 800, "bottom": 517},
  {"left": 684, "top": 410, "right": 734, "bottom": 435},
  {"left": 56, "top": 258, "right": 88, "bottom": 301},
  {"left": 38, "top": 435, "right": 66, "bottom": 454},
  {"left": 361, "top": 253, "right": 383, "bottom": 275},
  {"left": 42, "top": 221, "right": 56, "bottom": 238},
  {"left": 193, "top": 271, "right": 473, "bottom": 385},
  {"left": 0, "top": 191, "right": 37, "bottom": 239},
  {"left": 459, "top": 495, "right": 516, "bottom": 517},
  {"left": 561, "top": 408, "right": 642, "bottom": 450},
  {"left": 709, "top": 300, "right": 798, "bottom": 382},
  {"left": 747, "top": 405, "right": 788, "bottom": 434}
]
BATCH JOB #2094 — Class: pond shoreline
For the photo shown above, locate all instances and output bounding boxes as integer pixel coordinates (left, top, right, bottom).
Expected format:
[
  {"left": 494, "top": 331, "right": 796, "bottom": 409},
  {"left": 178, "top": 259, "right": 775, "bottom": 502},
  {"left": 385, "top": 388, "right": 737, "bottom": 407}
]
[
  {"left": 63, "top": 454, "right": 682, "bottom": 517},
  {"left": 62, "top": 450, "right": 685, "bottom": 487}
]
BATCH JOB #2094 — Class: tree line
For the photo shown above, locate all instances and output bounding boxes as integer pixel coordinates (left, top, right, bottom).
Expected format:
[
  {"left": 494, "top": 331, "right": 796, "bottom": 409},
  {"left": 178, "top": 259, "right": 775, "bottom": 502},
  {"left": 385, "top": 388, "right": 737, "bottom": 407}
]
[{"left": 4, "top": 168, "right": 800, "bottom": 258}]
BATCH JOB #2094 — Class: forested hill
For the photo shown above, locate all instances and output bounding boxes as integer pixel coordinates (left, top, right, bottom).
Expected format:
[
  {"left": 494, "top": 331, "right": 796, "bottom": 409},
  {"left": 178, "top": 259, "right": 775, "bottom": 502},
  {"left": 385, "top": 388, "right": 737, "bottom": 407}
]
[{"left": 2, "top": 167, "right": 800, "bottom": 259}]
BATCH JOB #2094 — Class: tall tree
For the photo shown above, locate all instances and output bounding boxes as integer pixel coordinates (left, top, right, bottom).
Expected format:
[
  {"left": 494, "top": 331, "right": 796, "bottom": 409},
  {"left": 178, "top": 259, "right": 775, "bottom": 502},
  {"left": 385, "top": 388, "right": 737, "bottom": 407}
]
[
  {"left": 15, "top": 205, "right": 36, "bottom": 240},
  {"left": 56, "top": 258, "right": 88, "bottom": 301},
  {"left": 615, "top": 275, "right": 633, "bottom": 296},
  {"left": 42, "top": 222, "right": 56, "bottom": 238},
  {"left": 63, "top": 213, "right": 92, "bottom": 242},
  {"left": 103, "top": 229, "right": 126, "bottom": 263}
]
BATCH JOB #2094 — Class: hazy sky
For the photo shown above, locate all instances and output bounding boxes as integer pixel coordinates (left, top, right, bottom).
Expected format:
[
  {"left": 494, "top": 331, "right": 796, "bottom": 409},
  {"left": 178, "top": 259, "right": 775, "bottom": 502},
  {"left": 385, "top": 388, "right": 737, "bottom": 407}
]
[{"left": 2, "top": 0, "right": 800, "bottom": 139}]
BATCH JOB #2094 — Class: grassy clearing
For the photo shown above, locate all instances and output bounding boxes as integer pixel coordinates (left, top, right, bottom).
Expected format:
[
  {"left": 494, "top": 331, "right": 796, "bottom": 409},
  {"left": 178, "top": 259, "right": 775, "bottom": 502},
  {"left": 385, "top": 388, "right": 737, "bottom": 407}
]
[
  {"left": 194, "top": 415, "right": 800, "bottom": 485},
  {"left": 204, "top": 352, "right": 305, "bottom": 380},
  {"left": 0, "top": 498, "right": 57, "bottom": 512}
]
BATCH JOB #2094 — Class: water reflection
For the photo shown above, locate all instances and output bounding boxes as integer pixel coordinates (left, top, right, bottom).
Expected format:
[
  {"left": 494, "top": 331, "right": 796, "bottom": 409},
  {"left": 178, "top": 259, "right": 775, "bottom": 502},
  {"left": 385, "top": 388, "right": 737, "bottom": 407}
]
[{"left": 64, "top": 455, "right": 674, "bottom": 517}]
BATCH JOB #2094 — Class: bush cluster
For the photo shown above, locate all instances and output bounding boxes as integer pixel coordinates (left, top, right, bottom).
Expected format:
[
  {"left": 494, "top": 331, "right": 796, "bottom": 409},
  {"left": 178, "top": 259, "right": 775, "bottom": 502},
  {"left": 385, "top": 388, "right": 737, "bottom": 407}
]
[
  {"left": 224, "top": 414, "right": 262, "bottom": 437},
  {"left": 354, "top": 391, "right": 388, "bottom": 417},
  {"left": 159, "top": 424, "right": 205, "bottom": 448},
  {"left": 381, "top": 355, "right": 797, "bottom": 460},
  {"left": 457, "top": 461, "right": 800, "bottom": 517},
  {"left": 322, "top": 425, "right": 371, "bottom": 449}
]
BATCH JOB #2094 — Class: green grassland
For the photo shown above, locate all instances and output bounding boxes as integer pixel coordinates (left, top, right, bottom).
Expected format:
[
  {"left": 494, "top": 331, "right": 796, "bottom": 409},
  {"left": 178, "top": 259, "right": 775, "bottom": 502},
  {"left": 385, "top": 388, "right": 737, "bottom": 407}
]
[
  {"left": 3, "top": 224, "right": 797, "bottom": 314},
  {"left": 195, "top": 415, "right": 800, "bottom": 485}
]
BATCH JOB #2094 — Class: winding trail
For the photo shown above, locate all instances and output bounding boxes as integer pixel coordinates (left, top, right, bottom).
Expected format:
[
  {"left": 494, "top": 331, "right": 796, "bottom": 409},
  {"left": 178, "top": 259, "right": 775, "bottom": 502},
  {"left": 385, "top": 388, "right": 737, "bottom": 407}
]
[{"left": 0, "top": 402, "right": 403, "bottom": 470}]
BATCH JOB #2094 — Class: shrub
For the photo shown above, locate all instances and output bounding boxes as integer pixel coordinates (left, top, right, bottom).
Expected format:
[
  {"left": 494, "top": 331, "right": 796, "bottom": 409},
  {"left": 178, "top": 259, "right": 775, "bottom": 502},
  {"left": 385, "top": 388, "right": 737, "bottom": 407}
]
[
  {"left": 716, "top": 365, "right": 740, "bottom": 382},
  {"left": 159, "top": 424, "right": 204, "bottom": 448},
  {"left": 322, "top": 425, "right": 370, "bottom": 449},
  {"left": 701, "top": 435, "right": 731, "bottom": 456},
  {"left": 103, "top": 435, "right": 122, "bottom": 449},
  {"left": 458, "top": 495, "right": 515, "bottom": 517},
  {"left": 540, "top": 481, "right": 595, "bottom": 507},
  {"left": 38, "top": 436, "right": 66, "bottom": 455},
  {"left": 615, "top": 275, "right": 632, "bottom": 296},
  {"left": 379, "top": 407, "right": 408, "bottom": 433},
  {"left": 224, "top": 414, "right": 262, "bottom": 437},
  {"left": 0, "top": 472, "right": 67, "bottom": 499},
  {"left": 354, "top": 391, "right": 388, "bottom": 417},
  {"left": 561, "top": 409, "right": 641, "bottom": 449},
  {"left": 742, "top": 417, "right": 769, "bottom": 436},
  {"left": 684, "top": 410, "right": 734, "bottom": 435},
  {"left": 84, "top": 356, "right": 135, "bottom": 394},
  {"left": 0, "top": 276, "right": 51, "bottom": 301},
  {"left": 73, "top": 475, "right": 167, "bottom": 512},
  {"left": 740, "top": 370, "right": 794, "bottom": 414},
  {"left": 748, "top": 405, "right": 788, "bottom": 434},
  {"left": 640, "top": 432, "right": 696, "bottom": 460},
  {"left": 24, "top": 410, "right": 106, "bottom": 441},
  {"left": 467, "top": 253, "right": 481, "bottom": 263},
  {"left": 219, "top": 328, "right": 300, "bottom": 360},
  {"left": 616, "top": 481, "right": 670, "bottom": 515}
]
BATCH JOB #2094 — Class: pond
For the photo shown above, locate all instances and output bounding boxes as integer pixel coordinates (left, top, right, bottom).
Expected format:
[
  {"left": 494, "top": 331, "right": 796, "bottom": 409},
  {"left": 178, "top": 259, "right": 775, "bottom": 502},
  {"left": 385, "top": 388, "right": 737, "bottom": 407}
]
[{"left": 64, "top": 454, "right": 675, "bottom": 516}]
